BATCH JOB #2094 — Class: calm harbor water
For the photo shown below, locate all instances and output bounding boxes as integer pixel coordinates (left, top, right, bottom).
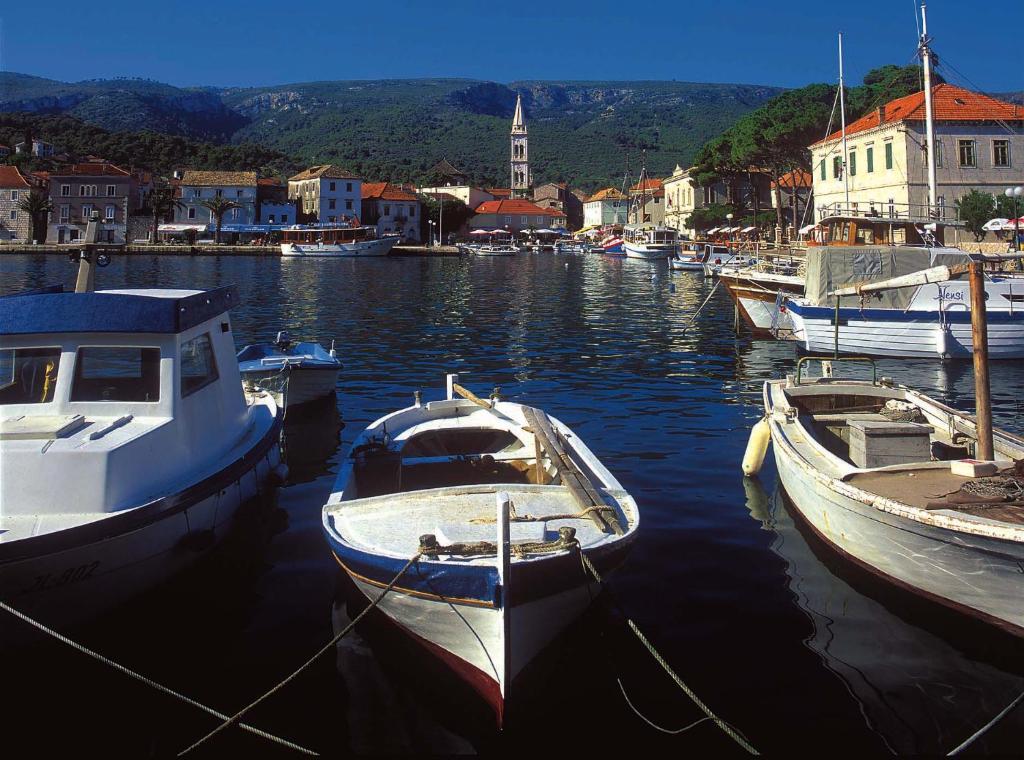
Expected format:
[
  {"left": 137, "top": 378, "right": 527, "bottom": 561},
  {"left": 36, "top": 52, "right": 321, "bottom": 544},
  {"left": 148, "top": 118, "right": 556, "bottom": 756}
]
[{"left": 3, "top": 252, "right": 1024, "bottom": 757}]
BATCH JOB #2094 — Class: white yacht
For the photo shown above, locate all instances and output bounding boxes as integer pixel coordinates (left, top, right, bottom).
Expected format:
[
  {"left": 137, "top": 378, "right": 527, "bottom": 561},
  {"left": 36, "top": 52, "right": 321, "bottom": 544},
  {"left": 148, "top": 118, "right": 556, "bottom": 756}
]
[
  {"left": 281, "top": 224, "right": 398, "bottom": 257},
  {"left": 0, "top": 284, "right": 284, "bottom": 626},
  {"left": 622, "top": 224, "right": 677, "bottom": 259}
]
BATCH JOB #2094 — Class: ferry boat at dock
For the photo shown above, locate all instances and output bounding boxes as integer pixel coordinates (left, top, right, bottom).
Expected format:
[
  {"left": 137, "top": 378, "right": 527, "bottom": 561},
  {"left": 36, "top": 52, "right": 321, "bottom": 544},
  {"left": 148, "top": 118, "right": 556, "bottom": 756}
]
[
  {"left": 0, "top": 284, "right": 284, "bottom": 627},
  {"left": 280, "top": 223, "right": 398, "bottom": 258}
]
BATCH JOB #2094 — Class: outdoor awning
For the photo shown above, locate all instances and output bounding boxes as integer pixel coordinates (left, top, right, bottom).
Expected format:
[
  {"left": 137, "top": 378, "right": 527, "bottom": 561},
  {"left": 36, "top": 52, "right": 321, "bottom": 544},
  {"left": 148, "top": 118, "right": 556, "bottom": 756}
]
[
  {"left": 158, "top": 223, "right": 207, "bottom": 233},
  {"left": 706, "top": 227, "right": 720, "bottom": 234},
  {"left": 741, "top": 226, "right": 757, "bottom": 233},
  {"left": 798, "top": 224, "right": 817, "bottom": 234},
  {"left": 470, "top": 229, "right": 491, "bottom": 235},
  {"left": 490, "top": 229, "right": 510, "bottom": 234},
  {"left": 534, "top": 228, "right": 556, "bottom": 234}
]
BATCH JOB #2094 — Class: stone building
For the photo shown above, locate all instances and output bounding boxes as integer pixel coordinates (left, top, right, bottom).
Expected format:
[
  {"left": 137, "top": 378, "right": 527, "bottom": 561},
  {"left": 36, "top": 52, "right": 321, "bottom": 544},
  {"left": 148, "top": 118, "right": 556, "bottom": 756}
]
[
  {"left": 533, "top": 182, "right": 583, "bottom": 230},
  {"left": 361, "top": 182, "right": 421, "bottom": 242},
  {"left": 288, "top": 165, "right": 362, "bottom": 223},
  {"left": 48, "top": 162, "right": 137, "bottom": 243},
  {"left": 583, "top": 187, "right": 628, "bottom": 229},
  {"left": 0, "top": 165, "right": 34, "bottom": 242}
]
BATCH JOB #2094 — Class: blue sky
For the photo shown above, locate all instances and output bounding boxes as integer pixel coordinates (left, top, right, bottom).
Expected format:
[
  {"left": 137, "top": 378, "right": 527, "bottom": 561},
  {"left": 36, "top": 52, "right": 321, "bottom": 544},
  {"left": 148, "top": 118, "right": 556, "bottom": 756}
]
[{"left": 1, "top": 0, "right": 1020, "bottom": 91}]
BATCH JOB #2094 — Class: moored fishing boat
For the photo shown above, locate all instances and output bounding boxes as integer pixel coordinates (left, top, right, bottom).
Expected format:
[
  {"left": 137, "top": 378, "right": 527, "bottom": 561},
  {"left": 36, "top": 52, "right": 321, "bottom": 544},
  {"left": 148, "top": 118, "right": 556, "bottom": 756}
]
[
  {"left": 475, "top": 244, "right": 518, "bottom": 256},
  {"left": 321, "top": 376, "right": 639, "bottom": 724},
  {"left": 0, "top": 283, "right": 283, "bottom": 628},
  {"left": 237, "top": 331, "right": 341, "bottom": 410},
  {"left": 622, "top": 223, "right": 677, "bottom": 260},
  {"left": 753, "top": 364, "right": 1024, "bottom": 637},
  {"left": 280, "top": 223, "right": 398, "bottom": 257},
  {"left": 718, "top": 254, "right": 803, "bottom": 337}
]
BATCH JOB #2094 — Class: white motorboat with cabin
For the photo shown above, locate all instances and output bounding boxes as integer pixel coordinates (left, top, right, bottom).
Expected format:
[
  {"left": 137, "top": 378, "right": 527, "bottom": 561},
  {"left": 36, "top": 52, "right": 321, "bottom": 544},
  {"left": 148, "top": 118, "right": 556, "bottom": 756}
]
[
  {"left": 622, "top": 223, "right": 677, "bottom": 260},
  {"left": 475, "top": 244, "right": 518, "bottom": 256},
  {"left": 0, "top": 283, "right": 283, "bottom": 627},
  {"left": 280, "top": 223, "right": 398, "bottom": 257},
  {"left": 752, "top": 362, "right": 1024, "bottom": 637},
  {"left": 321, "top": 376, "right": 638, "bottom": 725}
]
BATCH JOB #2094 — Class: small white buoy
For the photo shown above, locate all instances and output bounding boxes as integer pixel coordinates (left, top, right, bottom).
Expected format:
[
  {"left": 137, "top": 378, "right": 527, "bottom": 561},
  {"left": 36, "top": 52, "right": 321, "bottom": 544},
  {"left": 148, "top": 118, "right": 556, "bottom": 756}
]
[{"left": 742, "top": 418, "right": 771, "bottom": 477}]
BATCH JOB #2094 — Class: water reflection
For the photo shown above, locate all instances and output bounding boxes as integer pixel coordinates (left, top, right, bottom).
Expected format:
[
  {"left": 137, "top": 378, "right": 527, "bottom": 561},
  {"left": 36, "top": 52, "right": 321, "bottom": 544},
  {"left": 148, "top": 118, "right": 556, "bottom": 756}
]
[{"left": 746, "top": 477, "right": 1024, "bottom": 754}]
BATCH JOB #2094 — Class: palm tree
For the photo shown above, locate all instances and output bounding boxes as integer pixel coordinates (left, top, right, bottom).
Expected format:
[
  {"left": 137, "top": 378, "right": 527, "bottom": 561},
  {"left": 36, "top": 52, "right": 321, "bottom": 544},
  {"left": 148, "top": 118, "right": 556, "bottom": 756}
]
[
  {"left": 17, "top": 190, "right": 54, "bottom": 244},
  {"left": 200, "top": 196, "right": 241, "bottom": 244},
  {"left": 145, "top": 188, "right": 185, "bottom": 243}
]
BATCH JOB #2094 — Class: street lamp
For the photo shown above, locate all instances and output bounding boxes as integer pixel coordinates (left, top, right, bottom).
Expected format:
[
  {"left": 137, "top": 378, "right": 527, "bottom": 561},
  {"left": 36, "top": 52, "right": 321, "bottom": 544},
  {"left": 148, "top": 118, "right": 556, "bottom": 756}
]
[
  {"left": 1005, "top": 186, "right": 1023, "bottom": 252},
  {"left": 428, "top": 219, "right": 436, "bottom": 247},
  {"left": 725, "top": 212, "right": 734, "bottom": 247}
]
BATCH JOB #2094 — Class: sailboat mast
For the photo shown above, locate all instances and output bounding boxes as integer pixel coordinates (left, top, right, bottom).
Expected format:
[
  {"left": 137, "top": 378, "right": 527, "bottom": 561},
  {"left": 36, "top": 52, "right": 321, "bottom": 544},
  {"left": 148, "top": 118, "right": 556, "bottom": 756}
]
[
  {"left": 838, "top": 32, "right": 850, "bottom": 211},
  {"left": 920, "top": 2, "right": 938, "bottom": 216}
]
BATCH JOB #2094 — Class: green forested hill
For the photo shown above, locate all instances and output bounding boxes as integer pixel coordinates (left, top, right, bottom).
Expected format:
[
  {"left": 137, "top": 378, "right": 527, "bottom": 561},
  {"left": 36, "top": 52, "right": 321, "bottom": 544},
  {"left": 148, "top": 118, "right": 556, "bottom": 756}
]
[{"left": 0, "top": 73, "right": 781, "bottom": 189}]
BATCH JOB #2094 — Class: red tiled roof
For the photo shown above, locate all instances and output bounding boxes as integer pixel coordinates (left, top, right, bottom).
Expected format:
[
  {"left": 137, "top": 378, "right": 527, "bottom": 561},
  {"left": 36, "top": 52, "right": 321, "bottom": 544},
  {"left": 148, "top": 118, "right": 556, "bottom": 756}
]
[
  {"left": 361, "top": 181, "right": 419, "bottom": 202},
  {"left": 473, "top": 199, "right": 566, "bottom": 216},
  {"left": 815, "top": 83, "right": 1023, "bottom": 146},
  {"left": 486, "top": 187, "right": 512, "bottom": 198},
  {"left": 258, "top": 177, "right": 285, "bottom": 187},
  {"left": 587, "top": 187, "right": 627, "bottom": 202},
  {"left": 289, "top": 164, "right": 360, "bottom": 181},
  {"left": 631, "top": 178, "right": 663, "bottom": 192},
  {"left": 771, "top": 169, "right": 813, "bottom": 190},
  {"left": 0, "top": 165, "right": 30, "bottom": 188},
  {"left": 55, "top": 162, "right": 131, "bottom": 177}
]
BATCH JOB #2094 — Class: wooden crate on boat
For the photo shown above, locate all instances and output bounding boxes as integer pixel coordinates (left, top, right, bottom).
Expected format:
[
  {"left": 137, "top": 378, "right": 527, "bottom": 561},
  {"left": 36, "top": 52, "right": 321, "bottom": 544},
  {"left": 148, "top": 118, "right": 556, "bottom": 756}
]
[{"left": 848, "top": 420, "right": 934, "bottom": 469}]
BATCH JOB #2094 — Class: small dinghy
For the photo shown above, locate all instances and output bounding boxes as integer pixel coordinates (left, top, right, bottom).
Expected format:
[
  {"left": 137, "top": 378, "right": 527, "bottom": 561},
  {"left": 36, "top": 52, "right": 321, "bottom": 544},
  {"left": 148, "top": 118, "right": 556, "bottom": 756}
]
[
  {"left": 321, "top": 375, "right": 639, "bottom": 724},
  {"left": 0, "top": 283, "right": 284, "bottom": 628},
  {"left": 749, "top": 359, "right": 1024, "bottom": 637},
  {"left": 237, "top": 331, "right": 341, "bottom": 411}
]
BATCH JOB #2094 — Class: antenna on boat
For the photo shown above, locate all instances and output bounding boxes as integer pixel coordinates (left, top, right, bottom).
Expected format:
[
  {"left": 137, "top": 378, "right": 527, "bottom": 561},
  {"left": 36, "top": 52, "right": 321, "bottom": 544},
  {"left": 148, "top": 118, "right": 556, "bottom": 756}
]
[
  {"left": 838, "top": 32, "right": 850, "bottom": 212},
  {"left": 919, "top": 1, "right": 939, "bottom": 218}
]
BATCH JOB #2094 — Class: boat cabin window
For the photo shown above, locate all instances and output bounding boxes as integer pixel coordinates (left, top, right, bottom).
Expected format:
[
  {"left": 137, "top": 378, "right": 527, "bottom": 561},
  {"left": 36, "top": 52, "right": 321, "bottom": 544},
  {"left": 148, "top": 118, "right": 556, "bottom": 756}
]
[
  {"left": 180, "top": 333, "right": 219, "bottom": 397},
  {"left": 855, "top": 225, "right": 876, "bottom": 245},
  {"left": 0, "top": 347, "right": 61, "bottom": 405},
  {"left": 70, "top": 347, "right": 161, "bottom": 402}
]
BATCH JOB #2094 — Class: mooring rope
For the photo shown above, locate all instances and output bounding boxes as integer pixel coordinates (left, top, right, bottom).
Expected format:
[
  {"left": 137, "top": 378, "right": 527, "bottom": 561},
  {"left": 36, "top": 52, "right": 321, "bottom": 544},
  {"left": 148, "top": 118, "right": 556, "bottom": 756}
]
[
  {"left": 947, "top": 689, "right": 1024, "bottom": 756},
  {"left": 0, "top": 599, "right": 316, "bottom": 756},
  {"left": 680, "top": 280, "right": 723, "bottom": 334},
  {"left": 575, "top": 550, "right": 759, "bottom": 755},
  {"left": 177, "top": 551, "right": 421, "bottom": 756}
]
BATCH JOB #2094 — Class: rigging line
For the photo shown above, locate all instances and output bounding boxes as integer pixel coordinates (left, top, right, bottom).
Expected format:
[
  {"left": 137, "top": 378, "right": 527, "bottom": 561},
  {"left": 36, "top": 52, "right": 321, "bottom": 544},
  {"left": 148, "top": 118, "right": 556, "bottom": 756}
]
[
  {"left": 932, "top": 53, "right": 1019, "bottom": 136},
  {"left": 947, "top": 688, "right": 1024, "bottom": 755}
]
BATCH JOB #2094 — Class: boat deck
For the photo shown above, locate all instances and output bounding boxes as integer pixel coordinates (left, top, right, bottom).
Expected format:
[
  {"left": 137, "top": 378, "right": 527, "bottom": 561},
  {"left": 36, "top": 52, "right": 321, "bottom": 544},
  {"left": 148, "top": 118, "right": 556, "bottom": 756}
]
[{"left": 327, "top": 483, "right": 636, "bottom": 562}]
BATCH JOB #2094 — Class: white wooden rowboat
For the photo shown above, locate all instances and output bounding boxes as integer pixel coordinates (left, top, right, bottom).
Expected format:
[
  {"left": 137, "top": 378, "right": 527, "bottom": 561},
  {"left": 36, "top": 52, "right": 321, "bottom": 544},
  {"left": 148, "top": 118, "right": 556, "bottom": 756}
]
[
  {"left": 321, "top": 375, "right": 639, "bottom": 725},
  {"left": 756, "top": 364, "right": 1024, "bottom": 637}
]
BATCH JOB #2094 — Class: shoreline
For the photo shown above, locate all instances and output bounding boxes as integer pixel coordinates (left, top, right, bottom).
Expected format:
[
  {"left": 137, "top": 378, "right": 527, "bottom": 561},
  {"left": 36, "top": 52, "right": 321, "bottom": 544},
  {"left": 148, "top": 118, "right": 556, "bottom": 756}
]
[{"left": 0, "top": 244, "right": 461, "bottom": 257}]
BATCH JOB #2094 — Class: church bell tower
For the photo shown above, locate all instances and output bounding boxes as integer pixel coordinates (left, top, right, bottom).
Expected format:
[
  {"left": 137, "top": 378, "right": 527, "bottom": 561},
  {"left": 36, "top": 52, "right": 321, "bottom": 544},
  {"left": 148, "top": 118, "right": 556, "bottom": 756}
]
[{"left": 510, "top": 93, "right": 530, "bottom": 199}]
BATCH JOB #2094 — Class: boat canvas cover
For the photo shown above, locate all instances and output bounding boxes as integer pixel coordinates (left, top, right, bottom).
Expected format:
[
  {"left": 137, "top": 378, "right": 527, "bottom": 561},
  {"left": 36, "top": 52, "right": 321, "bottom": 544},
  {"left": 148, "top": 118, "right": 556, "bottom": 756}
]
[{"left": 804, "top": 246, "right": 968, "bottom": 308}]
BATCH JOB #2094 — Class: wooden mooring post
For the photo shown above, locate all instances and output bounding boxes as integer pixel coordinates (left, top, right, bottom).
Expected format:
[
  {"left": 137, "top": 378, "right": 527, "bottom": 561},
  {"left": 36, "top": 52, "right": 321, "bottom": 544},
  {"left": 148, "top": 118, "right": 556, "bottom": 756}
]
[{"left": 969, "top": 261, "right": 994, "bottom": 460}]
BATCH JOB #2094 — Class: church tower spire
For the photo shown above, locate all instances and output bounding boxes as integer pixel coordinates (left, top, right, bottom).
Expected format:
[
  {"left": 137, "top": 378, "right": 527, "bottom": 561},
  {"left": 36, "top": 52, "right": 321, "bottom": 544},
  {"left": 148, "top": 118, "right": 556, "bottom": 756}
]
[{"left": 510, "top": 93, "right": 530, "bottom": 199}]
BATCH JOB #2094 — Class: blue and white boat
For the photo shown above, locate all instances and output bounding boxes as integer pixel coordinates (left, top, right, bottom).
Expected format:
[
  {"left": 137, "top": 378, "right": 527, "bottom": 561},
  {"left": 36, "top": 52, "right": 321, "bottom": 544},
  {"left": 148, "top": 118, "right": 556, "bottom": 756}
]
[
  {"left": 321, "top": 375, "right": 638, "bottom": 725},
  {"left": 237, "top": 332, "right": 341, "bottom": 410},
  {"left": 0, "top": 284, "right": 283, "bottom": 628}
]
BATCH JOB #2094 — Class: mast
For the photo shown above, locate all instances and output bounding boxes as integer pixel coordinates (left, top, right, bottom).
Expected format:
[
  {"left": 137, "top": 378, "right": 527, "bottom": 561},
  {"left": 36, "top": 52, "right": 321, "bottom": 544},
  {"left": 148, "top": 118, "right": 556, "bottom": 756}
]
[
  {"left": 920, "top": 2, "right": 938, "bottom": 216},
  {"left": 838, "top": 32, "right": 850, "bottom": 211}
]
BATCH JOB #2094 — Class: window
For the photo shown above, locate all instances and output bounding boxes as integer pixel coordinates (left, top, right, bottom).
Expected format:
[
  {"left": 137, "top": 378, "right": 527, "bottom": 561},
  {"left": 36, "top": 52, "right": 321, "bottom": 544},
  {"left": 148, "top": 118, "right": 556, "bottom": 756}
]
[
  {"left": 180, "top": 334, "right": 218, "bottom": 397},
  {"left": 887, "top": 198, "right": 896, "bottom": 218},
  {"left": 832, "top": 156, "right": 842, "bottom": 179},
  {"left": 935, "top": 141, "right": 943, "bottom": 168},
  {"left": 958, "top": 139, "right": 977, "bottom": 168},
  {"left": 104, "top": 205, "right": 116, "bottom": 220},
  {"left": 236, "top": 190, "right": 243, "bottom": 199},
  {"left": 345, "top": 200, "right": 352, "bottom": 210},
  {"left": 193, "top": 189, "right": 202, "bottom": 198},
  {"left": 994, "top": 139, "right": 1011, "bottom": 167},
  {"left": 504, "top": 215, "right": 513, "bottom": 224},
  {"left": 346, "top": 183, "right": 352, "bottom": 193},
  {"left": 188, "top": 207, "right": 196, "bottom": 219},
  {"left": 409, "top": 205, "right": 415, "bottom": 217},
  {"left": 884, "top": 141, "right": 893, "bottom": 170},
  {"left": 329, "top": 182, "right": 336, "bottom": 191},
  {"left": 865, "top": 146, "right": 874, "bottom": 173},
  {"left": 849, "top": 151, "right": 857, "bottom": 176},
  {"left": 383, "top": 205, "right": 391, "bottom": 216},
  {"left": 71, "top": 346, "right": 161, "bottom": 402},
  {"left": 281, "top": 214, "right": 288, "bottom": 223},
  {"left": 230, "top": 208, "right": 239, "bottom": 220},
  {"left": 79, "top": 185, "right": 87, "bottom": 196},
  {"left": 328, "top": 198, "right": 336, "bottom": 210},
  {"left": 106, "top": 185, "right": 116, "bottom": 197},
  {"left": 61, "top": 184, "right": 71, "bottom": 197},
  {"left": 59, "top": 205, "right": 70, "bottom": 222},
  {"left": 82, "top": 204, "right": 93, "bottom": 220},
  {"left": 10, "top": 190, "right": 17, "bottom": 201},
  {"left": 521, "top": 215, "right": 528, "bottom": 224},
  {"left": 0, "top": 347, "right": 61, "bottom": 405},
  {"left": 819, "top": 159, "right": 826, "bottom": 181},
  {"left": 267, "top": 214, "right": 275, "bottom": 224},
  {"left": 9, "top": 210, "right": 16, "bottom": 221}
]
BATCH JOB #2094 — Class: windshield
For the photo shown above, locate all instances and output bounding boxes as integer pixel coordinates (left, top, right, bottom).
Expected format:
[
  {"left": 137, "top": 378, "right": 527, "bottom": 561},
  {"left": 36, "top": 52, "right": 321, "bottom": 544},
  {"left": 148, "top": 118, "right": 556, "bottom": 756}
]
[{"left": 0, "top": 347, "right": 61, "bottom": 405}]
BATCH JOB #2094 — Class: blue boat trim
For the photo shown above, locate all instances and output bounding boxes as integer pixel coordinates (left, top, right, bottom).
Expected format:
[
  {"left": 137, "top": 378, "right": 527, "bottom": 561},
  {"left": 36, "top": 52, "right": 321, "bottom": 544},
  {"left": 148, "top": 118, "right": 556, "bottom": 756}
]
[
  {"left": 0, "top": 286, "right": 239, "bottom": 336},
  {"left": 0, "top": 406, "right": 282, "bottom": 565},
  {"left": 325, "top": 531, "right": 499, "bottom": 607},
  {"left": 237, "top": 341, "right": 341, "bottom": 374},
  {"left": 787, "top": 301, "right": 1024, "bottom": 324}
]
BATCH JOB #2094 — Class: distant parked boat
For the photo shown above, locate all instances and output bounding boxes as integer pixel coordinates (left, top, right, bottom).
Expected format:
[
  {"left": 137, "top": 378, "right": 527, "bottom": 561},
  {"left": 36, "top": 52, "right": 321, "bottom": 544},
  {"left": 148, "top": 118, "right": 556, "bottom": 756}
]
[
  {"left": 476, "top": 245, "right": 518, "bottom": 256},
  {"left": 281, "top": 224, "right": 398, "bottom": 257},
  {"left": 622, "top": 223, "right": 677, "bottom": 260},
  {"left": 756, "top": 367, "right": 1024, "bottom": 637},
  {"left": 0, "top": 284, "right": 283, "bottom": 627},
  {"left": 322, "top": 376, "right": 639, "bottom": 724},
  {"left": 237, "top": 331, "right": 341, "bottom": 410}
]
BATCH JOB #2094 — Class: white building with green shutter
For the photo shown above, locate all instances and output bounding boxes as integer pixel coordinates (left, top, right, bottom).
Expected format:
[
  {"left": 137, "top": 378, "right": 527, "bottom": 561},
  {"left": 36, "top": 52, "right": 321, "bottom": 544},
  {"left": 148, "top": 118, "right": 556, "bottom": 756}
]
[{"left": 809, "top": 84, "right": 1024, "bottom": 223}]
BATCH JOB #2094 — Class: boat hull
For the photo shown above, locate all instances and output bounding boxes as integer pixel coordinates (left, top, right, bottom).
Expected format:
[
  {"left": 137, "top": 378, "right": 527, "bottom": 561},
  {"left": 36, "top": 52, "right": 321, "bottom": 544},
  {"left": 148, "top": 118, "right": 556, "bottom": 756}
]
[
  {"left": 0, "top": 403, "right": 283, "bottom": 630},
  {"left": 281, "top": 237, "right": 397, "bottom": 257},
  {"left": 720, "top": 274, "right": 801, "bottom": 337},
  {"left": 241, "top": 365, "right": 339, "bottom": 408},
  {"left": 623, "top": 242, "right": 671, "bottom": 260},
  {"left": 787, "top": 302, "right": 1024, "bottom": 359},
  {"left": 767, "top": 390, "right": 1024, "bottom": 636}
]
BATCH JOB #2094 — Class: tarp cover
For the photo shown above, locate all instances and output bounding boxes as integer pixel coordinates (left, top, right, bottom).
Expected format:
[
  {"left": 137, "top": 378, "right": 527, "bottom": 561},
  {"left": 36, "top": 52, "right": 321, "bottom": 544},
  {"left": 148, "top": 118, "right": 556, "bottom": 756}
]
[{"left": 805, "top": 246, "right": 972, "bottom": 308}]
